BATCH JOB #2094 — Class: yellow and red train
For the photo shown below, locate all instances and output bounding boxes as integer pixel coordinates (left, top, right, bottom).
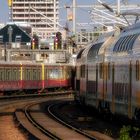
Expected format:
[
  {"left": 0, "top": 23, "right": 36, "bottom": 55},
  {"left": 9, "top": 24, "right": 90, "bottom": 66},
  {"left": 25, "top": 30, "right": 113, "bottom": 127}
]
[{"left": 0, "top": 62, "right": 72, "bottom": 94}]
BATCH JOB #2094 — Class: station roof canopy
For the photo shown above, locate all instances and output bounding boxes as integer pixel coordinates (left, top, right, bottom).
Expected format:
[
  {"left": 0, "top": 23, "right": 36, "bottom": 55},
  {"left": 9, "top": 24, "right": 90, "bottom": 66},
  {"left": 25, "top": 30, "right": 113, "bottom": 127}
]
[{"left": 0, "top": 23, "right": 31, "bottom": 43}]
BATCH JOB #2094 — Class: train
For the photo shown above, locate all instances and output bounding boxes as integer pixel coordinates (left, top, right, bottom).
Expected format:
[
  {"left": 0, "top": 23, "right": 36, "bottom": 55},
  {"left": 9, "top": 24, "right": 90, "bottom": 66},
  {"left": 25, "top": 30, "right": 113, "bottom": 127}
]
[
  {"left": 0, "top": 62, "right": 72, "bottom": 95},
  {"left": 74, "top": 22, "right": 140, "bottom": 121}
]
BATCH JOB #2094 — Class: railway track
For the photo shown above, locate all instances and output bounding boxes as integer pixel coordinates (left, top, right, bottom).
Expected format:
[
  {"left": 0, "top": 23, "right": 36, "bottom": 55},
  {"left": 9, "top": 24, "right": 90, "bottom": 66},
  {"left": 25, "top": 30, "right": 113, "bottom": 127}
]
[
  {"left": 0, "top": 91, "right": 113, "bottom": 140},
  {"left": 0, "top": 91, "right": 73, "bottom": 140},
  {"left": 48, "top": 103, "right": 97, "bottom": 140},
  {"left": 15, "top": 99, "right": 96, "bottom": 140}
]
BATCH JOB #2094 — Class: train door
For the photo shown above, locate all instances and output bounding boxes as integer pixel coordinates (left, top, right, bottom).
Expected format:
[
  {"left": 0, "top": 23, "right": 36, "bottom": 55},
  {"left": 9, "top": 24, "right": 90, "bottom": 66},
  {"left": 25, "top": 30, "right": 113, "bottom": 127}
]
[{"left": 113, "top": 62, "right": 132, "bottom": 118}]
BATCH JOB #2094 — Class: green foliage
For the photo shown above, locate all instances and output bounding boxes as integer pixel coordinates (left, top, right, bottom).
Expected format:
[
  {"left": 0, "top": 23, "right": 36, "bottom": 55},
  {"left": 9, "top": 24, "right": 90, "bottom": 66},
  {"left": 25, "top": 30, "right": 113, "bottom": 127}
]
[
  {"left": 119, "top": 125, "right": 140, "bottom": 140},
  {"left": 119, "top": 125, "right": 131, "bottom": 140}
]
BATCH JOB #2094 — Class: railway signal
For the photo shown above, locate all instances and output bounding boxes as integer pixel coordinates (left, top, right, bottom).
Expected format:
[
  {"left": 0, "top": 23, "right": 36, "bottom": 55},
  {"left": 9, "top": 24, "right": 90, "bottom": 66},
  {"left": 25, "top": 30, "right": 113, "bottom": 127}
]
[
  {"left": 54, "top": 32, "right": 62, "bottom": 50},
  {"left": 31, "top": 34, "right": 39, "bottom": 49}
]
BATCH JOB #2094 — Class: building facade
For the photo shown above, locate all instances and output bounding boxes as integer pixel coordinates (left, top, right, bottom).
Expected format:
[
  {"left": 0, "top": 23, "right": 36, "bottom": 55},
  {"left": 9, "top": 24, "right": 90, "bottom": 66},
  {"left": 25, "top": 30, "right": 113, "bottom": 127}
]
[{"left": 9, "top": 0, "right": 59, "bottom": 39}]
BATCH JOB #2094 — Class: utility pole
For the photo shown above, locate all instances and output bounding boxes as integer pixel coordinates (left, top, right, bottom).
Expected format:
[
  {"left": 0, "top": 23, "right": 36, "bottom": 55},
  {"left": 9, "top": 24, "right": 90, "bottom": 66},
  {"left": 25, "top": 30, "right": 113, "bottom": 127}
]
[
  {"left": 117, "top": 0, "right": 120, "bottom": 16},
  {"left": 73, "top": 0, "right": 76, "bottom": 35}
]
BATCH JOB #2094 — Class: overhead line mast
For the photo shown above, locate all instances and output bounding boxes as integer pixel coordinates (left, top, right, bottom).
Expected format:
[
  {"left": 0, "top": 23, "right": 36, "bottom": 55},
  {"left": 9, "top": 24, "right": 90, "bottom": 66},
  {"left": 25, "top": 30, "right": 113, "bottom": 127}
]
[{"left": 72, "top": 0, "right": 76, "bottom": 35}]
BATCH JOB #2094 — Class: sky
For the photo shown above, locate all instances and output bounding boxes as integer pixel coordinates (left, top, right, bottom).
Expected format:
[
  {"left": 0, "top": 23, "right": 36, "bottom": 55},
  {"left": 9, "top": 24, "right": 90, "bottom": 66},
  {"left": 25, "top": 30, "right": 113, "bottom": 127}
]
[
  {"left": 0, "top": 0, "right": 9, "bottom": 23},
  {"left": 0, "top": 0, "right": 139, "bottom": 24}
]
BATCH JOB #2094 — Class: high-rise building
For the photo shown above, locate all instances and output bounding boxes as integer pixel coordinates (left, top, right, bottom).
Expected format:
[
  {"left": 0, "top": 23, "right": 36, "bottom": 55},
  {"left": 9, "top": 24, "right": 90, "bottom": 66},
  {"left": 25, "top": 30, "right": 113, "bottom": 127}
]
[{"left": 9, "top": 0, "right": 59, "bottom": 39}]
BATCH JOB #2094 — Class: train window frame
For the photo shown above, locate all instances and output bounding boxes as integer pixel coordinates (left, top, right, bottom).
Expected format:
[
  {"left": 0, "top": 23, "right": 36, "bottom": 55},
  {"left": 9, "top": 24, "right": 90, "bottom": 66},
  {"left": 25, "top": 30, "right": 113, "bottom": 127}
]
[{"left": 136, "top": 60, "right": 139, "bottom": 81}]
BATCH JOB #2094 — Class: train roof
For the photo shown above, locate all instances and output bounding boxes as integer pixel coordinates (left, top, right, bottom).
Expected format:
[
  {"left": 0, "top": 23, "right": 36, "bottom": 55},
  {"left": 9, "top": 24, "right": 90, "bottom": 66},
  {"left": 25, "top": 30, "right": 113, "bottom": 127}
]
[
  {"left": 101, "top": 22, "right": 140, "bottom": 62},
  {"left": 76, "top": 48, "right": 85, "bottom": 59},
  {"left": 0, "top": 61, "right": 72, "bottom": 66},
  {"left": 80, "top": 31, "right": 115, "bottom": 62},
  {"left": 122, "top": 22, "right": 140, "bottom": 33},
  {"left": 109, "top": 22, "right": 140, "bottom": 56}
]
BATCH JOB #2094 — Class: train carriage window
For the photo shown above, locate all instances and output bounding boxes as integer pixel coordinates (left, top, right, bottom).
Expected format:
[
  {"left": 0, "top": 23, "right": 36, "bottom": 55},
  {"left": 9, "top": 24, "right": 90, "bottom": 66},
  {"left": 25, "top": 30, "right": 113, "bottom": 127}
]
[
  {"left": 24, "top": 68, "right": 27, "bottom": 80},
  {"left": 49, "top": 69, "right": 56, "bottom": 79},
  {"left": 5, "top": 68, "right": 7, "bottom": 81},
  {"left": 81, "top": 65, "right": 85, "bottom": 78},
  {"left": 136, "top": 60, "right": 139, "bottom": 81},
  {"left": 58, "top": 68, "right": 62, "bottom": 79},
  {"left": 113, "top": 37, "right": 124, "bottom": 52},
  {"left": 11, "top": 68, "right": 14, "bottom": 81},
  {"left": 36, "top": 69, "right": 38, "bottom": 80},
  {"left": 25, "top": 68, "right": 29, "bottom": 80},
  {"left": 7, "top": 69, "right": 11, "bottom": 81},
  {"left": 34, "top": 68, "right": 37, "bottom": 80},
  {"left": 5, "top": 68, "right": 10, "bottom": 81},
  {"left": 14, "top": 68, "right": 17, "bottom": 81},
  {"left": 38, "top": 69, "right": 41, "bottom": 80},
  {"left": 118, "top": 36, "right": 128, "bottom": 52},
  {"left": 29, "top": 68, "right": 32, "bottom": 80},
  {"left": 0, "top": 68, "right": 4, "bottom": 81},
  {"left": 32, "top": 69, "right": 36, "bottom": 80},
  {"left": 13, "top": 68, "right": 15, "bottom": 80},
  {"left": 48, "top": 68, "right": 63, "bottom": 79},
  {"left": 16, "top": 68, "right": 19, "bottom": 81},
  {"left": 108, "top": 63, "right": 110, "bottom": 80},
  {"left": 128, "top": 34, "right": 139, "bottom": 50},
  {"left": 99, "top": 63, "right": 103, "bottom": 79},
  {"left": 123, "top": 35, "right": 133, "bottom": 51},
  {"left": 113, "top": 34, "right": 139, "bottom": 52}
]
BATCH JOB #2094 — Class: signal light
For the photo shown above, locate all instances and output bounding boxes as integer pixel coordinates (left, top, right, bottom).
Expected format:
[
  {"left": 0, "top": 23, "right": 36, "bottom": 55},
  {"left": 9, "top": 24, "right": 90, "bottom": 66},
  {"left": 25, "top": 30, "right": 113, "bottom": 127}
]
[{"left": 31, "top": 35, "right": 39, "bottom": 49}]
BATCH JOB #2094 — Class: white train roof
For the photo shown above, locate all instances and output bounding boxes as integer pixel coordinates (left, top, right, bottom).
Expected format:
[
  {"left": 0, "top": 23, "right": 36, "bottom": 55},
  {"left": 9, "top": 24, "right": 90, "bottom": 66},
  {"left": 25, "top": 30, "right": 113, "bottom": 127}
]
[{"left": 80, "top": 31, "right": 115, "bottom": 63}]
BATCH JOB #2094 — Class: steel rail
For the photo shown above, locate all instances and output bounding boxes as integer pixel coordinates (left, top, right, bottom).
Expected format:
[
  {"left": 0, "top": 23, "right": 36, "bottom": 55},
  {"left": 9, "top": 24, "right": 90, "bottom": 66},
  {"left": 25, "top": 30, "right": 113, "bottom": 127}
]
[
  {"left": 24, "top": 103, "right": 62, "bottom": 140},
  {"left": 48, "top": 103, "right": 97, "bottom": 140}
]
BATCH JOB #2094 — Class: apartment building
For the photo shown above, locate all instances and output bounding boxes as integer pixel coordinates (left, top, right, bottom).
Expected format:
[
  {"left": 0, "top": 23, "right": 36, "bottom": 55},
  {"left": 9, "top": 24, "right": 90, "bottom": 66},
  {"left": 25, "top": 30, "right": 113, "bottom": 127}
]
[{"left": 9, "top": 0, "right": 59, "bottom": 39}]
